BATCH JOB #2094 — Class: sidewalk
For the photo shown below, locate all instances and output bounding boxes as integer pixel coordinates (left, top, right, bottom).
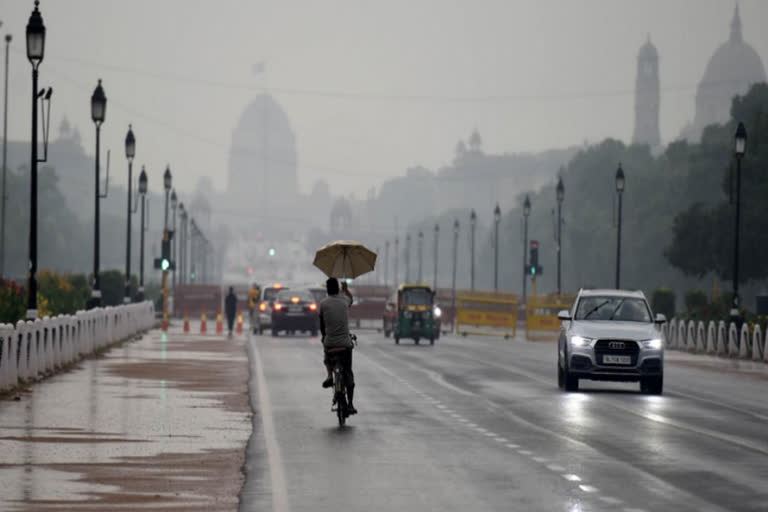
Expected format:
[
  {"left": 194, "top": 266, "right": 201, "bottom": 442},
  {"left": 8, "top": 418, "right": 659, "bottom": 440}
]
[{"left": 0, "top": 324, "right": 252, "bottom": 511}]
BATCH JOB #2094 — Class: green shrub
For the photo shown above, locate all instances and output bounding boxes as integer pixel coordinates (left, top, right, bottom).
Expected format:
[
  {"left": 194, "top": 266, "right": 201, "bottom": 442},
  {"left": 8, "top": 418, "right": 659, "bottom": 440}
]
[
  {"left": 684, "top": 290, "right": 708, "bottom": 318},
  {"left": 651, "top": 288, "right": 676, "bottom": 318},
  {"left": 0, "top": 279, "right": 25, "bottom": 324}
]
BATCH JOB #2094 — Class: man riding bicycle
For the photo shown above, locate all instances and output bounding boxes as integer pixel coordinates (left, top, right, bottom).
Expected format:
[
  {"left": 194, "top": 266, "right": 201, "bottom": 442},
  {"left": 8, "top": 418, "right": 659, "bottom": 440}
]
[{"left": 319, "top": 278, "right": 356, "bottom": 415}]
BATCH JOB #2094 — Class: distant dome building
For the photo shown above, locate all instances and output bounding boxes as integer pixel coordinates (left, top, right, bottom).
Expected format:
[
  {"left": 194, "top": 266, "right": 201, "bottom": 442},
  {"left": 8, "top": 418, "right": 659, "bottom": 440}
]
[
  {"left": 227, "top": 94, "right": 297, "bottom": 212},
  {"left": 685, "top": 5, "right": 766, "bottom": 140}
]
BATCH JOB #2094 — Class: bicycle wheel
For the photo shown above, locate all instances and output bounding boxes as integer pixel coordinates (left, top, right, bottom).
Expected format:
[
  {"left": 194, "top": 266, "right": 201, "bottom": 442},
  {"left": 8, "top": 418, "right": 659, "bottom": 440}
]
[{"left": 336, "top": 391, "right": 347, "bottom": 426}]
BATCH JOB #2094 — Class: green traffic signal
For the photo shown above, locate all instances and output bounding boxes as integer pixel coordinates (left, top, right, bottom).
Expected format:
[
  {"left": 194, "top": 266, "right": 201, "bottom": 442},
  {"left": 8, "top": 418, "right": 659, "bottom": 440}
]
[{"left": 161, "top": 258, "right": 171, "bottom": 271}]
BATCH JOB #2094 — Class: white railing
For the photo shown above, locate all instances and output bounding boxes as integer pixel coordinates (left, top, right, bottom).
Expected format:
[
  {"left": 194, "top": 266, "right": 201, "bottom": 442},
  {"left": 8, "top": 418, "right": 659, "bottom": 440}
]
[
  {"left": 663, "top": 318, "right": 767, "bottom": 363},
  {"left": 0, "top": 302, "right": 155, "bottom": 393}
]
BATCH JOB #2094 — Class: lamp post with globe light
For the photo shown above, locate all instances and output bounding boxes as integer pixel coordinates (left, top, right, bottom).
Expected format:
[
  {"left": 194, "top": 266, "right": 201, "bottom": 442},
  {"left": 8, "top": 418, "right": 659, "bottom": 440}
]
[
  {"left": 470, "top": 209, "right": 476, "bottom": 290},
  {"left": 522, "top": 195, "right": 531, "bottom": 304},
  {"left": 451, "top": 219, "right": 459, "bottom": 332},
  {"left": 493, "top": 203, "right": 501, "bottom": 292},
  {"left": 731, "top": 122, "right": 747, "bottom": 319},
  {"left": 123, "top": 125, "right": 135, "bottom": 303},
  {"left": 25, "top": 1, "right": 45, "bottom": 319},
  {"left": 615, "top": 164, "right": 625, "bottom": 289},
  {"left": 138, "top": 167, "right": 148, "bottom": 300},
  {"left": 90, "top": 79, "right": 107, "bottom": 308},
  {"left": 556, "top": 177, "right": 564, "bottom": 296}
]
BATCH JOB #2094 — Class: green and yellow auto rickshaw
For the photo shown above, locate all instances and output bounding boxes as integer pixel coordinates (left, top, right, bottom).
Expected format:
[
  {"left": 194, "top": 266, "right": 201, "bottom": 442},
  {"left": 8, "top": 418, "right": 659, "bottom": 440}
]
[{"left": 391, "top": 284, "right": 440, "bottom": 345}]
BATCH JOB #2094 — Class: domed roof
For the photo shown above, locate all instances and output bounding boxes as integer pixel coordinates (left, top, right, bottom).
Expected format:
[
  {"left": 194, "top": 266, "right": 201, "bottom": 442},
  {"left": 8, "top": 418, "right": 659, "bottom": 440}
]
[
  {"left": 638, "top": 35, "right": 658, "bottom": 60},
  {"left": 227, "top": 93, "right": 298, "bottom": 208},
  {"left": 691, "top": 5, "right": 766, "bottom": 138}
]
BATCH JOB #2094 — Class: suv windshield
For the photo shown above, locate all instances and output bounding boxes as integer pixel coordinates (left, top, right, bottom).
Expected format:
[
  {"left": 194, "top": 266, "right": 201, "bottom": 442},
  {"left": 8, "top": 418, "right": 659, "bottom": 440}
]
[
  {"left": 402, "top": 289, "right": 433, "bottom": 306},
  {"left": 574, "top": 296, "right": 651, "bottom": 322}
]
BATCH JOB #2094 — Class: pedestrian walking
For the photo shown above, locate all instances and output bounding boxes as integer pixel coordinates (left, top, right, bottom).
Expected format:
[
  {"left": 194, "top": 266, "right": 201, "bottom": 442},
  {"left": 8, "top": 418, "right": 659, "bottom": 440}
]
[{"left": 225, "top": 287, "right": 237, "bottom": 338}]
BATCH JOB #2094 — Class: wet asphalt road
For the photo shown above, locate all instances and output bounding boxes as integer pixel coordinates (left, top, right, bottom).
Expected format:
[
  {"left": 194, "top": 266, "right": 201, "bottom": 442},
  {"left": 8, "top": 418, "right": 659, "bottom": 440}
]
[{"left": 240, "top": 331, "right": 768, "bottom": 512}]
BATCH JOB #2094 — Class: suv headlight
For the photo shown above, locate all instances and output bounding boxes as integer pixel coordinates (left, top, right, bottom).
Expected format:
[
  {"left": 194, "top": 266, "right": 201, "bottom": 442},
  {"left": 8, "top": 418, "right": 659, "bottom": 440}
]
[
  {"left": 433, "top": 306, "right": 442, "bottom": 318},
  {"left": 641, "top": 338, "right": 663, "bottom": 350},
  {"left": 570, "top": 335, "right": 594, "bottom": 348}
]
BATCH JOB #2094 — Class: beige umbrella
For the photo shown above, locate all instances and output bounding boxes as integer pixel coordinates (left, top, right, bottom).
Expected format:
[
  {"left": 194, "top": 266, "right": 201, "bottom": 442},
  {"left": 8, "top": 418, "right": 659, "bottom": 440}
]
[{"left": 313, "top": 240, "right": 377, "bottom": 279}]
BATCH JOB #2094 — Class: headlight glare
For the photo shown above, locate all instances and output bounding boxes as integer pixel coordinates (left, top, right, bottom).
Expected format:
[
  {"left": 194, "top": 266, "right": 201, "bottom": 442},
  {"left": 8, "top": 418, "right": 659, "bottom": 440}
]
[
  {"left": 642, "top": 338, "right": 663, "bottom": 350},
  {"left": 570, "top": 335, "right": 592, "bottom": 348},
  {"left": 433, "top": 306, "right": 442, "bottom": 318}
]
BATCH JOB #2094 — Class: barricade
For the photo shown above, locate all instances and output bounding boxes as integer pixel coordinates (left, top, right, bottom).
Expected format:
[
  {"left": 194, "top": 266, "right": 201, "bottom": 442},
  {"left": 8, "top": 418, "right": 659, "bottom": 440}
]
[
  {"left": 455, "top": 291, "right": 518, "bottom": 338},
  {"left": 348, "top": 284, "right": 391, "bottom": 329},
  {"left": 0, "top": 301, "right": 155, "bottom": 393},
  {"left": 525, "top": 294, "right": 575, "bottom": 341}
]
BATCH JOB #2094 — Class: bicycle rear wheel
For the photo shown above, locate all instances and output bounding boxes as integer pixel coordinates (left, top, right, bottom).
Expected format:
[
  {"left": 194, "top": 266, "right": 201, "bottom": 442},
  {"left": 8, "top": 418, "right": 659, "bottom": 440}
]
[{"left": 336, "top": 391, "right": 347, "bottom": 426}]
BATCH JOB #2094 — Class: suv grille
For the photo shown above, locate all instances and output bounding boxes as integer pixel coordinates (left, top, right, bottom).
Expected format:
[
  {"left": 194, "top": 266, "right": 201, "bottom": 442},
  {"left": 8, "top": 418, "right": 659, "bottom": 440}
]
[{"left": 594, "top": 339, "right": 639, "bottom": 366}]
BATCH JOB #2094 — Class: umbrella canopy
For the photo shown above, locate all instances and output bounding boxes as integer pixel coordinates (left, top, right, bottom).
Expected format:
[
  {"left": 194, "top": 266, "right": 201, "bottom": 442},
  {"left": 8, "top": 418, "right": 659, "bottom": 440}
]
[{"left": 313, "top": 240, "right": 377, "bottom": 279}]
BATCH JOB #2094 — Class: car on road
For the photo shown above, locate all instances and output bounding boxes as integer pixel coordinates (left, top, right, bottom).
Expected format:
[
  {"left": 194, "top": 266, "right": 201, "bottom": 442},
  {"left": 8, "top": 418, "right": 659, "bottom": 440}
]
[
  {"left": 557, "top": 289, "right": 666, "bottom": 394},
  {"left": 255, "top": 284, "right": 287, "bottom": 334},
  {"left": 271, "top": 289, "right": 320, "bottom": 337}
]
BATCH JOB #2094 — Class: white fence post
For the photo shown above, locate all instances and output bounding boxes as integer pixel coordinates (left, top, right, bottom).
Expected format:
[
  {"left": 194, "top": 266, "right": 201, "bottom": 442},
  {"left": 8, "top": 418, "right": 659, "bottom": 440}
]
[
  {"left": 752, "top": 325, "right": 763, "bottom": 361},
  {"left": 739, "top": 324, "right": 750, "bottom": 359},
  {"left": 728, "top": 323, "right": 739, "bottom": 357},
  {"left": 706, "top": 321, "right": 716, "bottom": 354}
]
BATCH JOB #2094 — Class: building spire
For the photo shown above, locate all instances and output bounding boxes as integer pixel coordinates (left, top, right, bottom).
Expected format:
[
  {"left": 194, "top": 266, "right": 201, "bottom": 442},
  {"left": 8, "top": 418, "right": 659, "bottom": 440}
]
[{"left": 730, "top": 2, "right": 742, "bottom": 42}]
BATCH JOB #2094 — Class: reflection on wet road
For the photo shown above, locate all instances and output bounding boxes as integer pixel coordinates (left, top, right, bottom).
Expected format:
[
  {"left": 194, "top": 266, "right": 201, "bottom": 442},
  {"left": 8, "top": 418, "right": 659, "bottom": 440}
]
[
  {"left": 0, "top": 328, "right": 251, "bottom": 511},
  {"left": 241, "top": 331, "right": 768, "bottom": 512}
]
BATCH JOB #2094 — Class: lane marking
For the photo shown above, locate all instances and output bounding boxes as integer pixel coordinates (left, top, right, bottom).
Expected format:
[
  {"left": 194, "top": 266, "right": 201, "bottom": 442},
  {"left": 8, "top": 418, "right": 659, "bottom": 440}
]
[
  {"left": 563, "top": 474, "right": 582, "bottom": 482},
  {"left": 579, "top": 485, "right": 598, "bottom": 493},
  {"left": 599, "top": 496, "right": 624, "bottom": 505},
  {"left": 532, "top": 456, "right": 549, "bottom": 464},
  {"left": 547, "top": 464, "right": 566, "bottom": 472},
  {"left": 506, "top": 443, "right": 520, "bottom": 449},
  {"left": 250, "top": 339, "right": 291, "bottom": 512}
]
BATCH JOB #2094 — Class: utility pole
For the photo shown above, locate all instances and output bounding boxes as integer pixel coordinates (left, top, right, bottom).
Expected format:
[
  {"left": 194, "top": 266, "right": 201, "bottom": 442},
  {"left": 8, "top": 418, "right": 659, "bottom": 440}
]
[{"left": 0, "top": 33, "right": 10, "bottom": 277}]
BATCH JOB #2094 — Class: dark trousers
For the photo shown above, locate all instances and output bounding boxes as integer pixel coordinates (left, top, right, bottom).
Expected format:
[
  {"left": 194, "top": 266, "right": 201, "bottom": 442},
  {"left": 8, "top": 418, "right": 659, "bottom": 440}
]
[
  {"left": 324, "top": 348, "right": 355, "bottom": 398},
  {"left": 226, "top": 313, "right": 235, "bottom": 332}
]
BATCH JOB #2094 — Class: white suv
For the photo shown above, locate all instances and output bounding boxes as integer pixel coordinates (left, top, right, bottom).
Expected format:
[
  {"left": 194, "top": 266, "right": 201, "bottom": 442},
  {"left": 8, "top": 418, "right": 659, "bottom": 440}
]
[{"left": 557, "top": 289, "right": 666, "bottom": 394}]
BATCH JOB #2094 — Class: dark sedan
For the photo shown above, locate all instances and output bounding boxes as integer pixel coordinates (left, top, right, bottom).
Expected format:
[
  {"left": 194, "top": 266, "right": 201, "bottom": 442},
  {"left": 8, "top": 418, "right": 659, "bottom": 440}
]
[{"left": 271, "top": 290, "right": 320, "bottom": 337}]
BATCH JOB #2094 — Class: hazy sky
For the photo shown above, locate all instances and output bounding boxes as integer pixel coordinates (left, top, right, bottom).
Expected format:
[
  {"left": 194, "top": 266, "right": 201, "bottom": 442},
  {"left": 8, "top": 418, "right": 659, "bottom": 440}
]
[{"left": 2, "top": 0, "right": 767, "bottom": 199}]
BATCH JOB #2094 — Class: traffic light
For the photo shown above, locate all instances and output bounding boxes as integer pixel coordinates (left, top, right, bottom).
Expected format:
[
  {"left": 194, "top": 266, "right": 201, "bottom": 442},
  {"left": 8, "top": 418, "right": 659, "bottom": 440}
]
[
  {"left": 154, "top": 232, "right": 175, "bottom": 271},
  {"left": 190, "top": 270, "right": 196, "bottom": 282},
  {"left": 528, "top": 240, "right": 542, "bottom": 276}
]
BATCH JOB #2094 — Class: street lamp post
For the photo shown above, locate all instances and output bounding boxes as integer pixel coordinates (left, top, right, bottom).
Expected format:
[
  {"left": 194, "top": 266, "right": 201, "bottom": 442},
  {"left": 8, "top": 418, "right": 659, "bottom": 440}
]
[
  {"left": 522, "top": 195, "right": 531, "bottom": 304},
  {"left": 25, "top": 1, "right": 45, "bottom": 319},
  {"left": 123, "top": 125, "right": 135, "bottom": 303},
  {"left": 470, "top": 209, "right": 476, "bottom": 290},
  {"left": 1, "top": 33, "right": 11, "bottom": 277},
  {"left": 615, "top": 164, "right": 625, "bottom": 289},
  {"left": 90, "top": 79, "right": 106, "bottom": 308},
  {"left": 171, "top": 189, "right": 177, "bottom": 290},
  {"left": 384, "top": 240, "right": 390, "bottom": 288},
  {"left": 178, "top": 202, "right": 185, "bottom": 285},
  {"left": 452, "top": 219, "right": 459, "bottom": 332},
  {"left": 556, "top": 177, "right": 564, "bottom": 296},
  {"left": 494, "top": 203, "right": 501, "bottom": 292},
  {"left": 417, "top": 231, "right": 424, "bottom": 282},
  {"left": 394, "top": 236, "right": 399, "bottom": 286},
  {"left": 162, "top": 166, "right": 171, "bottom": 326},
  {"left": 405, "top": 234, "right": 411, "bottom": 282},
  {"left": 731, "top": 122, "right": 747, "bottom": 318},
  {"left": 433, "top": 223, "right": 439, "bottom": 290},
  {"left": 138, "top": 167, "right": 147, "bottom": 300}
]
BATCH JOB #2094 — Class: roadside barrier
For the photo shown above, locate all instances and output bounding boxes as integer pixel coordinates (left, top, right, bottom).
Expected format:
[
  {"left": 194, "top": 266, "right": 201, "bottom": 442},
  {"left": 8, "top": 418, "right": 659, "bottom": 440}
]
[
  {"left": 0, "top": 302, "right": 155, "bottom": 393},
  {"left": 526, "top": 295, "right": 575, "bottom": 341},
  {"left": 236, "top": 309, "right": 243, "bottom": 335},
  {"left": 200, "top": 310, "right": 207, "bottom": 333},
  {"left": 663, "top": 318, "right": 768, "bottom": 363},
  {"left": 183, "top": 308, "right": 190, "bottom": 333},
  {"left": 455, "top": 291, "right": 518, "bottom": 338}
]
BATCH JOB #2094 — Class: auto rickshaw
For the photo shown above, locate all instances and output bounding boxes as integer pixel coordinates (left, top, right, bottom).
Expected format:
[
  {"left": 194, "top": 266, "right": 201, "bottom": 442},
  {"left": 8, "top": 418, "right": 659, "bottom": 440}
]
[{"left": 390, "top": 284, "right": 440, "bottom": 345}]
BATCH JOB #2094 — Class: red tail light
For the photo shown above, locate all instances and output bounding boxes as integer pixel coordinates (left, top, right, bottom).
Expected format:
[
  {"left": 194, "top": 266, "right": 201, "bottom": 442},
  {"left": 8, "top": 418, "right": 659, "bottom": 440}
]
[
  {"left": 274, "top": 302, "right": 283, "bottom": 311},
  {"left": 309, "top": 303, "right": 318, "bottom": 311},
  {"left": 259, "top": 302, "right": 267, "bottom": 312}
]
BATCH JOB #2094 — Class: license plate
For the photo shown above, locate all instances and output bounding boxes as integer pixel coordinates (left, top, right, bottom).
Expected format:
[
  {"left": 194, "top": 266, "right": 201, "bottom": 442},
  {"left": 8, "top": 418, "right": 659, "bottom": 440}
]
[
  {"left": 603, "top": 355, "right": 631, "bottom": 365},
  {"left": 289, "top": 306, "right": 302, "bottom": 313}
]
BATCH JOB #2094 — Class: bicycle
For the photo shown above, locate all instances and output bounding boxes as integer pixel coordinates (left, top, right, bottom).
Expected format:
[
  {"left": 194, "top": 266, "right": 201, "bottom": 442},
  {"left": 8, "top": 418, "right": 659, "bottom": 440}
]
[{"left": 327, "top": 334, "right": 357, "bottom": 427}]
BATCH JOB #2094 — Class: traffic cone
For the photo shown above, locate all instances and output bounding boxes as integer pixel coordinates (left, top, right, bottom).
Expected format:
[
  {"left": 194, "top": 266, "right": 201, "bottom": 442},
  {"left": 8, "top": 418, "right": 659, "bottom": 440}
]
[
  {"left": 216, "top": 311, "right": 224, "bottom": 334},
  {"left": 200, "top": 309, "right": 207, "bottom": 334},
  {"left": 236, "top": 309, "right": 243, "bottom": 335},
  {"left": 183, "top": 308, "right": 190, "bottom": 333}
]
